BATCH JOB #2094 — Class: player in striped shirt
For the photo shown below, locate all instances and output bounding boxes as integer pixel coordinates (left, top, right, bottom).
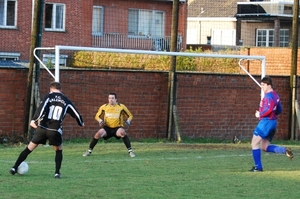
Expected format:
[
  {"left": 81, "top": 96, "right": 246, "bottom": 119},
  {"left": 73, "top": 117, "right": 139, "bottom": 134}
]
[
  {"left": 9, "top": 82, "right": 84, "bottom": 178},
  {"left": 249, "top": 76, "right": 293, "bottom": 172}
]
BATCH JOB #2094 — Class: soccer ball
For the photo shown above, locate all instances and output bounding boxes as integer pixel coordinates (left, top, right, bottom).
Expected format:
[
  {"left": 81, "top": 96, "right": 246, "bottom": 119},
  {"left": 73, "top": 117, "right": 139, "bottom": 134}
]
[{"left": 17, "top": 161, "right": 29, "bottom": 175}]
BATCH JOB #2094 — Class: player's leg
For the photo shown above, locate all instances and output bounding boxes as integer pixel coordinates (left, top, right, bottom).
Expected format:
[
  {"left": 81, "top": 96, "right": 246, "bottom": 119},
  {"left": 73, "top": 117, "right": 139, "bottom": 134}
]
[
  {"left": 83, "top": 128, "right": 107, "bottom": 156},
  {"left": 9, "top": 141, "right": 38, "bottom": 175},
  {"left": 250, "top": 134, "right": 263, "bottom": 172},
  {"left": 249, "top": 120, "right": 268, "bottom": 172},
  {"left": 48, "top": 131, "right": 63, "bottom": 178},
  {"left": 53, "top": 145, "right": 63, "bottom": 178},
  {"left": 9, "top": 128, "right": 45, "bottom": 175},
  {"left": 261, "top": 128, "right": 293, "bottom": 160},
  {"left": 116, "top": 128, "right": 135, "bottom": 157}
]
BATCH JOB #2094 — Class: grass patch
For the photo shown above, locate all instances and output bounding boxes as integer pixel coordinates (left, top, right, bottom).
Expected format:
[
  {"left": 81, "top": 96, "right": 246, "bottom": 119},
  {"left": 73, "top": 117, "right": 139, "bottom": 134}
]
[{"left": 1, "top": 142, "right": 299, "bottom": 199}]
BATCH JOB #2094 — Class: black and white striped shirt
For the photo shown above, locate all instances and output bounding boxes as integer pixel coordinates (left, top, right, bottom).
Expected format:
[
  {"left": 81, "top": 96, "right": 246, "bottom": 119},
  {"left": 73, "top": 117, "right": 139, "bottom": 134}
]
[{"left": 31, "top": 92, "right": 84, "bottom": 134}]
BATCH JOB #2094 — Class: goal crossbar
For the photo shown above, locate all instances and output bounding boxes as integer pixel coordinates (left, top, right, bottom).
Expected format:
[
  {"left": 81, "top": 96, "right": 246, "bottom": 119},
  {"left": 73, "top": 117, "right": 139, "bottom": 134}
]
[{"left": 33, "top": 45, "right": 266, "bottom": 87}]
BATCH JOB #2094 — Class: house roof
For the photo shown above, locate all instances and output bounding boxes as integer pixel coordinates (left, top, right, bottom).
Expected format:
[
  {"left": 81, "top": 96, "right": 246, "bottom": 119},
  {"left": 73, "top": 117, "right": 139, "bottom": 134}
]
[
  {"left": 188, "top": 0, "right": 249, "bottom": 18},
  {"left": 0, "top": 61, "right": 29, "bottom": 68}
]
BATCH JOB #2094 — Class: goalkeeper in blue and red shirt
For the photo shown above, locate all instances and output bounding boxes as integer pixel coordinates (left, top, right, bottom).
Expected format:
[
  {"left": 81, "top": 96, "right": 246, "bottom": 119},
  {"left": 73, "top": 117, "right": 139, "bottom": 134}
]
[{"left": 249, "top": 76, "right": 293, "bottom": 172}]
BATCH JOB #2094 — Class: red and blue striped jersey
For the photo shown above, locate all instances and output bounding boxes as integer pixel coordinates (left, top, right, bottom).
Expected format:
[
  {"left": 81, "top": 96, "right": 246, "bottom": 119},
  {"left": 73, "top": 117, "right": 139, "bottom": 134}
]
[{"left": 259, "top": 91, "right": 282, "bottom": 120}]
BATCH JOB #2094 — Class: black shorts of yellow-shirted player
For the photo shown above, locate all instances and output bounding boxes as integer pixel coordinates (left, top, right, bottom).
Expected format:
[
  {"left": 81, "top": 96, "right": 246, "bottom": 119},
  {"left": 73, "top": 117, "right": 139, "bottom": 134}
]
[{"left": 83, "top": 92, "right": 135, "bottom": 157}]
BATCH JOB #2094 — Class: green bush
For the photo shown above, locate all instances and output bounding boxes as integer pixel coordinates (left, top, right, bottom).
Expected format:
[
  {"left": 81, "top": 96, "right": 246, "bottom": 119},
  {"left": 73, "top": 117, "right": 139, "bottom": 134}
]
[{"left": 70, "top": 47, "right": 242, "bottom": 73}]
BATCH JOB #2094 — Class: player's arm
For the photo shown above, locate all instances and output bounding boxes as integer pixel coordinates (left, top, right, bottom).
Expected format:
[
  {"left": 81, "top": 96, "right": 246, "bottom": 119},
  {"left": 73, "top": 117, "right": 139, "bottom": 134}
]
[
  {"left": 94, "top": 105, "right": 105, "bottom": 126},
  {"left": 65, "top": 98, "right": 84, "bottom": 126},
  {"left": 260, "top": 98, "right": 274, "bottom": 117},
  {"left": 275, "top": 100, "right": 282, "bottom": 115},
  {"left": 30, "top": 120, "right": 38, "bottom": 129},
  {"left": 122, "top": 104, "right": 133, "bottom": 124},
  {"left": 30, "top": 95, "right": 49, "bottom": 128},
  {"left": 67, "top": 104, "right": 85, "bottom": 127}
]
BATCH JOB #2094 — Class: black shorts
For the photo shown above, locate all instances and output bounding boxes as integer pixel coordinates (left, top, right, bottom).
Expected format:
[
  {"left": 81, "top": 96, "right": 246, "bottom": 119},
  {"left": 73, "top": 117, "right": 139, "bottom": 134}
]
[
  {"left": 103, "top": 126, "right": 123, "bottom": 140},
  {"left": 31, "top": 127, "right": 62, "bottom": 146}
]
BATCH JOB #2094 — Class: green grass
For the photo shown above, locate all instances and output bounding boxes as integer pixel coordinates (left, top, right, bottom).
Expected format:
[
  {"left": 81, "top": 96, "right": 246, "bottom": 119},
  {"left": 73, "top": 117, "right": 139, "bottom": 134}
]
[{"left": 1, "top": 141, "right": 300, "bottom": 199}]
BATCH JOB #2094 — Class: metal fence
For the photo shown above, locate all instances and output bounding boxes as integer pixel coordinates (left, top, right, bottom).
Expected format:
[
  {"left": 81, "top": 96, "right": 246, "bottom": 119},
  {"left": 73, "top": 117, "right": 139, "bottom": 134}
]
[{"left": 92, "top": 33, "right": 182, "bottom": 51}]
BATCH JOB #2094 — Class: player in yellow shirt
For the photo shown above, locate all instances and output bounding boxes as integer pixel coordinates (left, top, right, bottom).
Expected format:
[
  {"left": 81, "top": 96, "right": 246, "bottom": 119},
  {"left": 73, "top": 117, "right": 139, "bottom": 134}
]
[{"left": 83, "top": 92, "right": 135, "bottom": 157}]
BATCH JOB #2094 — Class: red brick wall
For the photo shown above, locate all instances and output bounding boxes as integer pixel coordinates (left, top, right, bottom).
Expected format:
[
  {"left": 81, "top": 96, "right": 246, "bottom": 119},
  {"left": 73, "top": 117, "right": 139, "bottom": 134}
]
[
  {"left": 0, "top": 68, "right": 294, "bottom": 141},
  {"left": 241, "top": 48, "right": 298, "bottom": 76},
  {"left": 0, "top": 69, "right": 28, "bottom": 138},
  {"left": 0, "top": 1, "right": 32, "bottom": 60},
  {"left": 41, "top": 0, "right": 94, "bottom": 48},
  {"left": 99, "top": 0, "right": 174, "bottom": 35}
]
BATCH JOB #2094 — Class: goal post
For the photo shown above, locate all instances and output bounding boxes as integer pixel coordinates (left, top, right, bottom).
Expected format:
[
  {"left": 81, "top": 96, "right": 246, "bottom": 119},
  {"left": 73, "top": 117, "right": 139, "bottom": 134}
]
[
  {"left": 54, "top": 45, "right": 266, "bottom": 101},
  {"left": 33, "top": 45, "right": 266, "bottom": 141},
  {"left": 34, "top": 45, "right": 266, "bottom": 84},
  {"left": 33, "top": 47, "right": 56, "bottom": 80}
]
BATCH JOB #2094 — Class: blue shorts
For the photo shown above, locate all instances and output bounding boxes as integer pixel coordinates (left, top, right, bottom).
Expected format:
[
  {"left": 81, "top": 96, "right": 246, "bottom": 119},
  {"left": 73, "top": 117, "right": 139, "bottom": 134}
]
[{"left": 253, "top": 119, "right": 277, "bottom": 141}]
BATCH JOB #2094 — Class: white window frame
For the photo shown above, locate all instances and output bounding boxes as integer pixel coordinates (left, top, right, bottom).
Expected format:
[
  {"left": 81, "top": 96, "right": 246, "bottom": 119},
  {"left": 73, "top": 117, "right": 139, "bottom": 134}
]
[
  {"left": 45, "top": 3, "right": 65, "bottom": 31},
  {"left": 128, "top": 9, "right": 165, "bottom": 38},
  {"left": 256, "top": 29, "right": 289, "bottom": 47},
  {"left": 211, "top": 29, "right": 236, "bottom": 46},
  {"left": 279, "top": 29, "right": 289, "bottom": 47},
  {"left": 0, "top": 0, "right": 17, "bottom": 28},
  {"left": 256, "top": 29, "right": 274, "bottom": 47},
  {"left": 42, "top": 54, "right": 68, "bottom": 66},
  {"left": 92, "top": 6, "right": 104, "bottom": 36},
  {"left": 0, "top": 52, "right": 20, "bottom": 60}
]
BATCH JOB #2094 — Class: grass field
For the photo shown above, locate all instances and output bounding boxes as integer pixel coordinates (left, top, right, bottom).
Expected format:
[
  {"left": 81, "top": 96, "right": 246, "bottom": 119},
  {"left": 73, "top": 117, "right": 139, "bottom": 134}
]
[{"left": 1, "top": 141, "right": 300, "bottom": 199}]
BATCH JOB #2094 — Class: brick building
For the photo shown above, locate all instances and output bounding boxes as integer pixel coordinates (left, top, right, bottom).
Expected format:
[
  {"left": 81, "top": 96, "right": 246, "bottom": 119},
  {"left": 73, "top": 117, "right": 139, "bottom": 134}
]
[{"left": 0, "top": 0, "right": 187, "bottom": 61}]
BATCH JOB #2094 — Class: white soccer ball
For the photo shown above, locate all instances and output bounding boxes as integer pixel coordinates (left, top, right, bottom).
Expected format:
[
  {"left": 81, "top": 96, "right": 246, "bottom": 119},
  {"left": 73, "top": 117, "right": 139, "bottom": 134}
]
[{"left": 17, "top": 161, "right": 29, "bottom": 175}]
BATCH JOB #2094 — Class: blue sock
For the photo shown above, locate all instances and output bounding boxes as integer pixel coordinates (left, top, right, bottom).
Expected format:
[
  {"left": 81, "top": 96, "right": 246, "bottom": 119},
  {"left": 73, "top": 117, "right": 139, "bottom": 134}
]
[
  {"left": 266, "top": 145, "right": 286, "bottom": 154},
  {"left": 252, "top": 149, "right": 262, "bottom": 170}
]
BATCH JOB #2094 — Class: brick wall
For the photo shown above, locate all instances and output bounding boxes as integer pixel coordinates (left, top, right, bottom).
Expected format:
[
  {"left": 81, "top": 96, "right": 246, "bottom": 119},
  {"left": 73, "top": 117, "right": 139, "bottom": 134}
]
[
  {"left": 0, "top": 1, "right": 32, "bottom": 60},
  {"left": 40, "top": 0, "right": 94, "bottom": 48},
  {"left": 0, "top": 68, "right": 295, "bottom": 142},
  {"left": 241, "top": 48, "right": 297, "bottom": 76},
  {"left": 0, "top": 69, "right": 28, "bottom": 138}
]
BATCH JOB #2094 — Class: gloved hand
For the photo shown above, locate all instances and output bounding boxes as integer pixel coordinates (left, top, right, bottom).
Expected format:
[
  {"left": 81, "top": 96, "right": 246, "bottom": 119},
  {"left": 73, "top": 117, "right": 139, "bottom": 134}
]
[
  {"left": 125, "top": 120, "right": 131, "bottom": 126},
  {"left": 99, "top": 119, "right": 105, "bottom": 127}
]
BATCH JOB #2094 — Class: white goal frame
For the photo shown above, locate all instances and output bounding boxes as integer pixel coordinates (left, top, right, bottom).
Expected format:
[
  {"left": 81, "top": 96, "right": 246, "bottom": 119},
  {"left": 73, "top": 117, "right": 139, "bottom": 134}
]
[{"left": 33, "top": 45, "right": 266, "bottom": 91}]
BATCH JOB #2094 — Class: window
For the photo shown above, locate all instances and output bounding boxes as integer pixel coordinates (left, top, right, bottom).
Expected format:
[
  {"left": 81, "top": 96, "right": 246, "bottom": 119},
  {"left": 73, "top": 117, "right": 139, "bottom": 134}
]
[
  {"left": 0, "top": 0, "right": 17, "bottom": 27},
  {"left": 279, "top": 29, "right": 289, "bottom": 47},
  {"left": 92, "top": 6, "right": 104, "bottom": 36},
  {"left": 128, "top": 9, "right": 165, "bottom": 38},
  {"left": 0, "top": 52, "right": 20, "bottom": 60},
  {"left": 256, "top": 29, "right": 289, "bottom": 47},
  {"left": 45, "top": 3, "right": 65, "bottom": 31},
  {"left": 256, "top": 29, "right": 273, "bottom": 47},
  {"left": 283, "top": 5, "right": 292, "bottom": 15},
  {"left": 211, "top": 29, "right": 236, "bottom": 46},
  {"left": 42, "top": 54, "right": 68, "bottom": 66}
]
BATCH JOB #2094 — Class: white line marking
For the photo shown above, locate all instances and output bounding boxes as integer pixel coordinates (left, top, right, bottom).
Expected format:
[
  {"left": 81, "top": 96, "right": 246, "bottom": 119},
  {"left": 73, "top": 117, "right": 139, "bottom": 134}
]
[{"left": 0, "top": 153, "right": 252, "bottom": 164}]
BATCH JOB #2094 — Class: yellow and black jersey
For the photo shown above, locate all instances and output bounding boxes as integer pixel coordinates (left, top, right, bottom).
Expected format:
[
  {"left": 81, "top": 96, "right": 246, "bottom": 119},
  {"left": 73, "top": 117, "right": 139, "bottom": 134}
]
[{"left": 94, "top": 103, "right": 133, "bottom": 128}]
